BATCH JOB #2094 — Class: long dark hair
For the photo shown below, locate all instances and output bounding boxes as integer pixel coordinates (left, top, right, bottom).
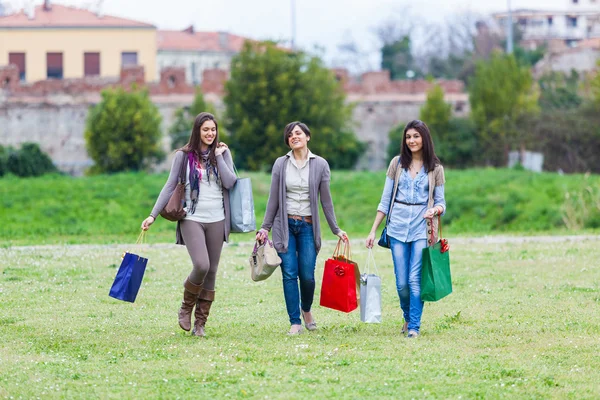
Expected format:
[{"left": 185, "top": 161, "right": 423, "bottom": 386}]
[
  {"left": 400, "top": 119, "right": 440, "bottom": 172},
  {"left": 180, "top": 112, "right": 219, "bottom": 167}
]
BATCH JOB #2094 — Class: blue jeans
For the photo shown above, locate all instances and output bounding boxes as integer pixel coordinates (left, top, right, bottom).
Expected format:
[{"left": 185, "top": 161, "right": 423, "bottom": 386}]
[
  {"left": 278, "top": 218, "right": 317, "bottom": 326},
  {"left": 389, "top": 237, "right": 428, "bottom": 333}
]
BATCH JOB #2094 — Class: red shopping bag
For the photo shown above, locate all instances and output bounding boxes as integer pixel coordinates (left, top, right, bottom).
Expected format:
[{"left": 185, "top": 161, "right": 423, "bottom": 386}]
[{"left": 319, "top": 240, "right": 358, "bottom": 313}]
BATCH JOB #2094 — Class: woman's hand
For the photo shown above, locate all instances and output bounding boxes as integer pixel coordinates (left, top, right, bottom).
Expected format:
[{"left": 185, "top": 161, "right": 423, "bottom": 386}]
[
  {"left": 424, "top": 206, "right": 442, "bottom": 219},
  {"left": 256, "top": 228, "right": 269, "bottom": 244},
  {"left": 141, "top": 216, "right": 155, "bottom": 231},
  {"left": 337, "top": 230, "right": 348, "bottom": 242},
  {"left": 215, "top": 142, "right": 229, "bottom": 157},
  {"left": 365, "top": 231, "right": 376, "bottom": 249}
]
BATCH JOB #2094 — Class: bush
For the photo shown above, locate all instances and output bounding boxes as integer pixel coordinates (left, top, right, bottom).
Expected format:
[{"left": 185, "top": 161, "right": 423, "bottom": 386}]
[
  {"left": 0, "top": 145, "right": 8, "bottom": 177},
  {"left": 523, "top": 103, "right": 600, "bottom": 173},
  {"left": 85, "top": 87, "right": 164, "bottom": 174},
  {"left": 435, "top": 118, "right": 482, "bottom": 168},
  {"left": 0, "top": 143, "right": 57, "bottom": 178}
]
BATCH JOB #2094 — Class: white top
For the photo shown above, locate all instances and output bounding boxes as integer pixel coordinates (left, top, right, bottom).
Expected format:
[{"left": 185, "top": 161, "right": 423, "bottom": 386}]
[
  {"left": 285, "top": 150, "right": 315, "bottom": 217},
  {"left": 184, "top": 164, "right": 225, "bottom": 223}
]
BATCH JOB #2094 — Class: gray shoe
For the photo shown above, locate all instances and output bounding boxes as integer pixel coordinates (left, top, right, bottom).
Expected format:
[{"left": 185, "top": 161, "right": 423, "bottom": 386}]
[
  {"left": 287, "top": 324, "right": 304, "bottom": 335},
  {"left": 301, "top": 310, "right": 318, "bottom": 331},
  {"left": 407, "top": 330, "right": 419, "bottom": 338}
]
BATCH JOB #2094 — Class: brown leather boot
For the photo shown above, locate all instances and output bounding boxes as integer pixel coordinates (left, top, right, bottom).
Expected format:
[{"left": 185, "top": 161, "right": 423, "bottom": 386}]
[
  {"left": 193, "top": 289, "right": 215, "bottom": 337},
  {"left": 178, "top": 279, "right": 202, "bottom": 331}
]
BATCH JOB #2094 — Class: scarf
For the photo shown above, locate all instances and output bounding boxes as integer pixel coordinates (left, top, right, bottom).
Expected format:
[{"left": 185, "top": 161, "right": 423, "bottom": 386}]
[{"left": 187, "top": 150, "right": 220, "bottom": 214}]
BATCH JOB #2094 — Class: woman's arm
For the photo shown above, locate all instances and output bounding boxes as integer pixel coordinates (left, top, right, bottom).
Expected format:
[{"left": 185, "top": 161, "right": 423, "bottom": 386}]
[
  {"left": 318, "top": 162, "right": 342, "bottom": 236},
  {"left": 365, "top": 211, "right": 386, "bottom": 248},
  {"left": 365, "top": 177, "right": 395, "bottom": 247},
  {"left": 142, "top": 151, "right": 186, "bottom": 230},
  {"left": 216, "top": 148, "right": 237, "bottom": 189},
  {"left": 260, "top": 158, "right": 282, "bottom": 232},
  {"left": 150, "top": 151, "right": 186, "bottom": 219}
]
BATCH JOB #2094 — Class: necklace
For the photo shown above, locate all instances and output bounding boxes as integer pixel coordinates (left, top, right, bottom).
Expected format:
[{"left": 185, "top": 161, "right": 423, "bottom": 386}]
[{"left": 410, "top": 161, "right": 422, "bottom": 174}]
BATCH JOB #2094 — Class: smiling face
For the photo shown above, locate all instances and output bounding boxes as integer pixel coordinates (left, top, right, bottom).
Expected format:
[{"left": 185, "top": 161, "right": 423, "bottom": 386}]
[
  {"left": 405, "top": 128, "right": 423, "bottom": 155},
  {"left": 199, "top": 120, "right": 217, "bottom": 150},
  {"left": 286, "top": 125, "right": 310, "bottom": 150}
]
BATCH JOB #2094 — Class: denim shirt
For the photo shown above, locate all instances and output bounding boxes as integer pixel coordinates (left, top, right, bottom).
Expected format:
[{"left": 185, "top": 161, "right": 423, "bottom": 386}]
[{"left": 377, "top": 166, "right": 446, "bottom": 242}]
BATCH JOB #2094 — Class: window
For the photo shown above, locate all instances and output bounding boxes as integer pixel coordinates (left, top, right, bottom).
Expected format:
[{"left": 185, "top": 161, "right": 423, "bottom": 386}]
[
  {"left": 548, "top": 17, "right": 553, "bottom": 26},
  {"left": 572, "top": 0, "right": 578, "bottom": 4},
  {"left": 9, "top": 52, "right": 25, "bottom": 81},
  {"left": 84, "top": 52, "right": 100, "bottom": 76},
  {"left": 46, "top": 52, "right": 63, "bottom": 79},
  {"left": 567, "top": 16, "right": 578, "bottom": 27},
  {"left": 121, "top": 52, "right": 138, "bottom": 66}
]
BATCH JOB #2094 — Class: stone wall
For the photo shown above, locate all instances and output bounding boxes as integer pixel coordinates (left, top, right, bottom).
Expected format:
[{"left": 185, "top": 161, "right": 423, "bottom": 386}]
[{"left": 0, "top": 65, "right": 468, "bottom": 173}]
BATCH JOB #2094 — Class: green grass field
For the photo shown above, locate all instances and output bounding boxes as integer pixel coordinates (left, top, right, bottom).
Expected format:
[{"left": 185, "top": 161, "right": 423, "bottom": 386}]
[
  {"left": 1, "top": 237, "right": 599, "bottom": 398},
  {"left": 1, "top": 168, "right": 599, "bottom": 246}
]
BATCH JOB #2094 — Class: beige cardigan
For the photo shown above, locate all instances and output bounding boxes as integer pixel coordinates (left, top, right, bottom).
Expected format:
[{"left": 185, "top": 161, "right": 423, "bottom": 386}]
[{"left": 386, "top": 156, "right": 446, "bottom": 246}]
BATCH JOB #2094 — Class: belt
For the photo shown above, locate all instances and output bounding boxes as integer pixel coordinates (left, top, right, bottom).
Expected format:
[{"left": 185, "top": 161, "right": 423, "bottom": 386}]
[
  {"left": 395, "top": 201, "right": 427, "bottom": 206},
  {"left": 288, "top": 215, "right": 312, "bottom": 223}
]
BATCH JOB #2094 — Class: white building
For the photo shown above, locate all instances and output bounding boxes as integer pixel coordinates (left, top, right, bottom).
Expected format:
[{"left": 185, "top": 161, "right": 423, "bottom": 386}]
[
  {"left": 157, "top": 26, "right": 250, "bottom": 85},
  {"left": 492, "top": 0, "right": 600, "bottom": 48}
]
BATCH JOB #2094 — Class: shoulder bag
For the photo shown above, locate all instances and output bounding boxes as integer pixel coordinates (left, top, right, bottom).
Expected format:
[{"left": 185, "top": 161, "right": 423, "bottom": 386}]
[{"left": 159, "top": 154, "right": 187, "bottom": 221}]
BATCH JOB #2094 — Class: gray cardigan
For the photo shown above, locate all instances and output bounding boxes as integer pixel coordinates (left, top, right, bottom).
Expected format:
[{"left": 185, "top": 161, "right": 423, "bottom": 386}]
[
  {"left": 150, "top": 150, "right": 237, "bottom": 244},
  {"left": 261, "top": 153, "right": 342, "bottom": 254}
]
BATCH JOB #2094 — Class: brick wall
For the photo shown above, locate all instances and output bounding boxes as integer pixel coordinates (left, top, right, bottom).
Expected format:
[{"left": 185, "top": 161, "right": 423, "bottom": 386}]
[{"left": 0, "top": 65, "right": 468, "bottom": 173}]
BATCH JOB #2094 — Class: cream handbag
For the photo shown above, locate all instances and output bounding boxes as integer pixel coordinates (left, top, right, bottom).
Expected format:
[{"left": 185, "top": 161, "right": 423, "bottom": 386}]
[{"left": 249, "top": 239, "right": 281, "bottom": 281}]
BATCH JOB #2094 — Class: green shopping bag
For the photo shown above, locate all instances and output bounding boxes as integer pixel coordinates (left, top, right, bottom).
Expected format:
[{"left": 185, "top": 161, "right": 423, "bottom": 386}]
[{"left": 421, "top": 216, "right": 452, "bottom": 302}]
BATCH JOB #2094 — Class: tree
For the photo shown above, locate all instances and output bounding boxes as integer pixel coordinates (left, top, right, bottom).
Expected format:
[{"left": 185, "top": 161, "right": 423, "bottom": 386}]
[
  {"left": 168, "top": 88, "right": 217, "bottom": 150},
  {"left": 85, "top": 87, "right": 164, "bottom": 174},
  {"left": 469, "top": 51, "right": 539, "bottom": 165},
  {"left": 381, "top": 36, "right": 419, "bottom": 80},
  {"left": 538, "top": 70, "right": 582, "bottom": 111},
  {"left": 387, "top": 123, "right": 406, "bottom": 162},
  {"left": 224, "top": 41, "right": 365, "bottom": 170},
  {"left": 419, "top": 84, "right": 452, "bottom": 138},
  {"left": 591, "top": 60, "right": 600, "bottom": 105}
]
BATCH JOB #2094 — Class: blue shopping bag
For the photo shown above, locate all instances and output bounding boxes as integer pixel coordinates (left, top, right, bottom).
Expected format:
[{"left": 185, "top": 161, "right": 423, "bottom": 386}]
[
  {"left": 109, "top": 252, "right": 148, "bottom": 302},
  {"left": 109, "top": 231, "right": 148, "bottom": 302}
]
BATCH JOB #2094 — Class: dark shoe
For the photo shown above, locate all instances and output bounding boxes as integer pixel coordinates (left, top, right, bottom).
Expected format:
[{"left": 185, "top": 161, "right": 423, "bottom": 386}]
[
  {"left": 193, "top": 289, "right": 215, "bottom": 337},
  {"left": 401, "top": 321, "right": 409, "bottom": 335},
  {"left": 407, "top": 330, "right": 419, "bottom": 338},
  {"left": 301, "top": 310, "right": 317, "bottom": 331},
  {"left": 178, "top": 279, "right": 202, "bottom": 332}
]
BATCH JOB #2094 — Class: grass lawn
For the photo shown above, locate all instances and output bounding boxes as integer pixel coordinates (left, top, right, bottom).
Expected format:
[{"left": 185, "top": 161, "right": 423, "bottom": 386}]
[
  {"left": 1, "top": 168, "right": 599, "bottom": 246},
  {"left": 1, "top": 236, "right": 599, "bottom": 398}
]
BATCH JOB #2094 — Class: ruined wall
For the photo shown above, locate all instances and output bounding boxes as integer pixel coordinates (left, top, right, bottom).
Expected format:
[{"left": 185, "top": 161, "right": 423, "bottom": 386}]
[{"left": 0, "top": 65, "right": 468, "bottom": 173}]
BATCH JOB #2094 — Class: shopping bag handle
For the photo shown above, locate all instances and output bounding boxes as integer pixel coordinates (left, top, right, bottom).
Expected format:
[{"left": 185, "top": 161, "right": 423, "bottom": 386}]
[
  {"left": 428, "top": 215, "right": 444, "bottom": 244},
  {"left": 135, "top": 229, "right": 147, "bottom": 245},
  {"left": 253, "top": 238, "right": 273, "bottom": 254},
  {"left": 333, "top": 238, "right": 351, "bottom": 260},
  {"left": 364, "top": 248, "right": 379, "bottom": 276}
]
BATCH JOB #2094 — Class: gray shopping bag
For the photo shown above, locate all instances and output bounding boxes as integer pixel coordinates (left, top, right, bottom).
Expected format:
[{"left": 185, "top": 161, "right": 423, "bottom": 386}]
[
  {"left": 229, "top": 176, "right": 256, "bottom": 233},
  {"left": 360, "top": 249, "right": 382, "bottom": 323}
]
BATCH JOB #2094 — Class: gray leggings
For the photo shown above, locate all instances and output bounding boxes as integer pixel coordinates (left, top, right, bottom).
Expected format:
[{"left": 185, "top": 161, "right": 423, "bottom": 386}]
[{"left": 180, "top": 219, "right": 225, "bottom": 290}]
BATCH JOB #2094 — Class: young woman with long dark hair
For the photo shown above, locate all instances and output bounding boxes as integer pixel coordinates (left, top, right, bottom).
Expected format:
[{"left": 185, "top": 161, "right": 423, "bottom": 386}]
[
  {"left": 141, "top": 112, "right": 236, "bottom": 337},
  {"left": 365, "top": 119, "right": 446, "bottom": 338}
]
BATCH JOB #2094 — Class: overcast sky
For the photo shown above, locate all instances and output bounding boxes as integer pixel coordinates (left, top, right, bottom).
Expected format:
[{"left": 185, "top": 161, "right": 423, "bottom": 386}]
[{"left": 11, "top": 0, "right": 575, "bottom": 68}]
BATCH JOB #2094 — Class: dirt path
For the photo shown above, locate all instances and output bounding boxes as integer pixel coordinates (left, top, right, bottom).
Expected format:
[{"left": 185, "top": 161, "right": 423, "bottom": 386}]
[{"left": 3, "top": 234, "right": 599, "bottom": 252}]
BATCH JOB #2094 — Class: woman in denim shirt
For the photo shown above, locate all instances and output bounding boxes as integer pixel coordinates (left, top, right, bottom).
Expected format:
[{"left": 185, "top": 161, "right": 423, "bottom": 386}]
[{"left": 365, "top": 120, "right": 446, "bottom": 338}]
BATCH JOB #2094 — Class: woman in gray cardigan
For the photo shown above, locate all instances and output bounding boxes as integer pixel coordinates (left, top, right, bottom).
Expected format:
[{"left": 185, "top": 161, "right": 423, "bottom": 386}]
[
  {"left": 256, "top": 121, "right": 348, "bottom": 335},
  {"left": 141, "top": 112, "right": 237, "bottom": 337}
]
